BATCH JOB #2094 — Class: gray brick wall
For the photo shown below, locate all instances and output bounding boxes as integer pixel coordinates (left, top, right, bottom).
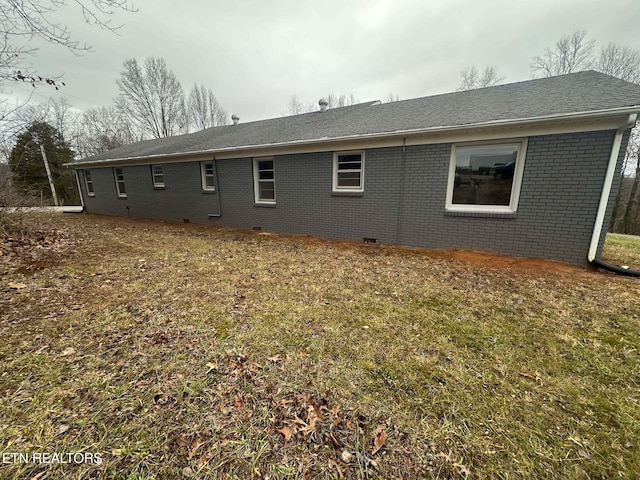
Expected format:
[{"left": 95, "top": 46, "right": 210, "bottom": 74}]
[
  {"left": 79, "top": 129, "right": 624, "bottom": 266},
  {"left": 81, "top": 162, "right": 220, "bottom": 221},
  {"left": 396, "top": 130, "right": 619, "bottom": 265},
  {"left": 212, "top": 148, "right": 402, "bottom": 243}
]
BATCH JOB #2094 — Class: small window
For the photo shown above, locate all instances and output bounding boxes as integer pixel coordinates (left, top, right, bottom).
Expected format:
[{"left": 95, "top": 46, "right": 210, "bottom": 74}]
[
  {"left": 253, "top": 157, "right": 275, "bottom": 203},
  {"left": 446, "top": 140, "right": 527, "bottom": 213},
  {"left": 200, "top": 161, "right": 215, "bottom": 191},
  {"left": 114, "top": 167, "right": 126, "bottom": 198},
  {"left": 333, "top": 151, "right": 364, "bottom": 192},
  {"left": 151, "top": 164, "right": 164, "bottom": 187},
  {"left": 84, "top": 170, "right": 95, "bottom": 196}
]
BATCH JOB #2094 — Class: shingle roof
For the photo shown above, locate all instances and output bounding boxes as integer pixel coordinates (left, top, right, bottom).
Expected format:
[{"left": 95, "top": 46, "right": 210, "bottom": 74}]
[{"left": 75, "top": 71, "right": 640, "bottom": 164}]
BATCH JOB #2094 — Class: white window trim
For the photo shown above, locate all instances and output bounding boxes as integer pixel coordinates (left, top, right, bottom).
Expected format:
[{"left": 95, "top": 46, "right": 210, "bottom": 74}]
[
  {"left": 113, "top": 167, "right": 127, "bottom": 198},
  {"left": 84, "top": 170, "right": 95, "bottom": 196},
  {"left": 151, "top": 164, "right": 165, "bottom": 188},
  {"left": 253, "top": 157, "right": 276, "bottom": 204},
  {"left": 333, "top": 150, "right": 365, "bottom": 193},
  {"left": 200, "top": 161, "right": 216, "bottom": 191},
  {"left": 445, "top": 138, "right": 528, "bottom": 213}
]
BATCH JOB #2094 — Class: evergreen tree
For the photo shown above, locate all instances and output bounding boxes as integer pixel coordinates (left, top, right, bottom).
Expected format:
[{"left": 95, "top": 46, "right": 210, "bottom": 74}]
[{"left": 9, "top": 122, "right": 79, "bottom": 205}]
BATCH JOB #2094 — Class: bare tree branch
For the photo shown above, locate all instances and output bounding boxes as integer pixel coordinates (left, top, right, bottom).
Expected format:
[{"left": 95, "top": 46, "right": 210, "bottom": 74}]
[
  {"left": 596, "top": 43, "right": 640, "bottom": 84},
  {"left": 75, "top": 105, "right": 135, "bottom": 156},
  {"left": 385, "top": 92, "right": 401, "bottom": 103},
  {"left": 188, "top": 84, "right": 229, "bottom": 130},
  {"left": 285, "top": 95, "right": 315, "bottom": 115},
  {"left": 0, "top": 0, "right": 135, "bottom": 85},
  {"left": 530, "top": 29, "right": 595, "bottom": 77},
  {"left": 457, "top": 66, "right": 504, "bottom": 91},
  {"left": 285, "top": 92, "right": 360, "bottom": 115}
]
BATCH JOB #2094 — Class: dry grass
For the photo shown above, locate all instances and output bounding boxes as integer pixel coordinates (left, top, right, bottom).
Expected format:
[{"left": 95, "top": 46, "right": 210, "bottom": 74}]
[
  {"left": 602, "top": 233, "right": 640, "bottom": 270},
  {"left": 1, "top": 214, "right": 639, "bottom": 479}
]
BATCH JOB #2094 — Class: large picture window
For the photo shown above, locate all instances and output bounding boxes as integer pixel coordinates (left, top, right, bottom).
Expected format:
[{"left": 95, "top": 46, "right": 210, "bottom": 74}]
[
  {"left": 333, "top": 151, "right": 364, "bottom": 192},
  {"left": 253, "top": 157, "right": 275, "bottom": 204},
  {"left": 446, "top": 140, "right": 527, "bottom": 213},
  {"left": 114, "top": 167, "right": 126, "bottom": 198}
]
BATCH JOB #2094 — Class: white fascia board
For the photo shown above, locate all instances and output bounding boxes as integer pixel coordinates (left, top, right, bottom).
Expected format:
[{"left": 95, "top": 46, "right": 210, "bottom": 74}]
[{"left": 66, "top": 106, "right": 640, "bottom": 168}]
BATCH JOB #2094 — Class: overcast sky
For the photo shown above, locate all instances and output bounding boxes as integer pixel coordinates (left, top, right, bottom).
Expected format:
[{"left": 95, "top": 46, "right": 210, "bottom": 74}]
[{"left": 5, "top": 0, "right": 640, "bottom": 123}]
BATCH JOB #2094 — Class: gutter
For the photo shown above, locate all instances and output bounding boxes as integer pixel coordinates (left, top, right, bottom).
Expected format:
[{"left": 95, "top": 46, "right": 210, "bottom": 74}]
[
  {"left": 65, "top": 105, "right": 640, "bottom": 168},
  {"left": 588, "top": 113, "right": 639, "bottom": 275}
]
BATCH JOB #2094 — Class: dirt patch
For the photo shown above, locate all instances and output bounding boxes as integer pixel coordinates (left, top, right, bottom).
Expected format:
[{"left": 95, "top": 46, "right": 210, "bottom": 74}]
[
  {"left": 432, "top": 249, "right": 590, "bottom": 277},
  {"left": 245, "top": 229, "right": 592, "bottom": 278}
]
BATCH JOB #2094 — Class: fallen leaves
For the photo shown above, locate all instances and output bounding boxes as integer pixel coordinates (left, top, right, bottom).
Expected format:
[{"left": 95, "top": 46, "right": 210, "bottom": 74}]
[
  {"left": 276, "top": 426, "right": 292, "bottom": 442},
  {"left": 7, "top": 214, "right": 634, "bottom": 479},
  {"left": 519, "top": 371, "right": 542, "bottom": 383},
  {"left": 372, "top": 425, "right": 387, "bottom": 455},
  {"left": 60, "top": 347, "right": 76, "bottom": 357}
]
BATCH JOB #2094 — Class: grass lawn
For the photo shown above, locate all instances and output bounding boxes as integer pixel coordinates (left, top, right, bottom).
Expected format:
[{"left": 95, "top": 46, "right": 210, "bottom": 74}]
[
  {"left": 602, "top": 233, "right": 640, "bottom": 270},
  {"left": 1, "top": 214, "right": 639, "bottom": 479}
]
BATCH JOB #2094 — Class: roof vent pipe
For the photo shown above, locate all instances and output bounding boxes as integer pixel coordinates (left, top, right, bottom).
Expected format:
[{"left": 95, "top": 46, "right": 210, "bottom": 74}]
[
  {"left": 319, "top": 98, "right": 328, "bottom": 112},
  {"left": 231, "top": 114, "right": 239, "bottom": 125}
]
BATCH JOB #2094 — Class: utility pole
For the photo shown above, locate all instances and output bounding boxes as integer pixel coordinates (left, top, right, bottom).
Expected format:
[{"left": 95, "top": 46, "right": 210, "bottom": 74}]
[{"left": 39, "top": 145, "right": 59, "bottom": 206}]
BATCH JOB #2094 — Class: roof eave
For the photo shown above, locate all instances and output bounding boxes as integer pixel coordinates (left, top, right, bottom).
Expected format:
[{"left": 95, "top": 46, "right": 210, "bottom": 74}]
[{"left": 65, "top": 105, "right": 640, "bottom": 168}]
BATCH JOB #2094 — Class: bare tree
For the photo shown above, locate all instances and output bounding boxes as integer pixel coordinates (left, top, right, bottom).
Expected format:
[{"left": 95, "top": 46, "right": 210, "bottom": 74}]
[
  {"left": 187, "top": 84, "right": 229, "bottom": 131},
  {"left": 0, "top": 0, "right": 135, "bottom": 85},
  {"left": 619, "top": 129, "right": 640, "bottom": 233},
  {"left": 46, "top": 98, "right": 83, "bottom": 144},
  {"left": 285, "top": 92, "right": 360, "bottom": 115},
  {"left": 385, "top": 92, "right": 401, "bottom": 103},
  {"left": 596, "top": 43, "right": 640, "bottom": 84},
  {"left": 116, "top": 57, "right": 187, "bottom": 139},
  {"left": 457, "top": 66, "right": 505, "bottom": 91},
  {"left": 75, "top": 106, "right": 135, "bottom": 157},
  {"left": 591, "top": 43, "right": 640, "bottom": 232},
  {"left": 325, "top": 93, "right": 359, "bottom": 108},
  {"left": 0, "top": 0, "right": 135, "bottom": 166},
  {"left": 530, "top": 29, "right": 595, "bottom": 77},
  {"left": 286, "top": 95, "right": 316, "bottom": 115}
]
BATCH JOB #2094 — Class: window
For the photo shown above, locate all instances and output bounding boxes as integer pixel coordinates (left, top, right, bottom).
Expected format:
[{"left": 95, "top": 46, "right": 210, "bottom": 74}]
[
  {"left": 151, "top": 164, "right": 164, "bottom": 187},
  {"left": 84, "top": 170, "right": 95, "bottom": 196},
  {"left": 114, "top": 167, "right": 126, "bottom": 198},
  {"left": 333, "top": 151, "right": 364, "bottom": 192},
  {"left": 200, "top": 161, "right": 215, "bottom": 191},
  {"left": 446, "top": 140, "right": 527, "bottom": 213},
  {"left": 253, "top": 157, "right": 275, "bottom": 203}
]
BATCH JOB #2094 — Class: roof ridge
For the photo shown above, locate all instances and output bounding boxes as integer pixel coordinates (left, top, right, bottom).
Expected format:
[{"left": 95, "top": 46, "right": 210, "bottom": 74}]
[{"left": 371, "top": 71, "right": 613, "bottom": 108}]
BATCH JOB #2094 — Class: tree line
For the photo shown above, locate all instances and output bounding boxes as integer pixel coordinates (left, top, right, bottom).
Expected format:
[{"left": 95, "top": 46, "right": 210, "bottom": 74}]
[
  {"left": 1, "top": 55, "right": 231, "bottom": 206},
  {"left": 458, "top": 30, "right": 640, "bottom": 235}
]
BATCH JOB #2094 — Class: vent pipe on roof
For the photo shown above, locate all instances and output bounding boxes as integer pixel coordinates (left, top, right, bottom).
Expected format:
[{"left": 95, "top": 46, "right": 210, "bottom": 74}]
[
  {"left": 318, "top": 98, "right": 328, "bottom": 112},
  {"left": 231, "top": 114, "right": 239, "bottom": 125}
]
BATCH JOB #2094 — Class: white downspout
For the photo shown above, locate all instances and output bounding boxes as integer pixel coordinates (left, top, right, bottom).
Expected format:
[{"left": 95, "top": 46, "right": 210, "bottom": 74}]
[
  {"left": 74, "top": 170, "right": 85, "bottom": 209},
  {"left": 588, "top": 113, "right": 637, "bottom": 262}
]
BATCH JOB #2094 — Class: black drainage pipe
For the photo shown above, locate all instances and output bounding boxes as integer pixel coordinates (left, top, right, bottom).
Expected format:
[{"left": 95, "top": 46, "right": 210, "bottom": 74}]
[{"left": 590, "top": 258, "right": 640, "bottom": 277}]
